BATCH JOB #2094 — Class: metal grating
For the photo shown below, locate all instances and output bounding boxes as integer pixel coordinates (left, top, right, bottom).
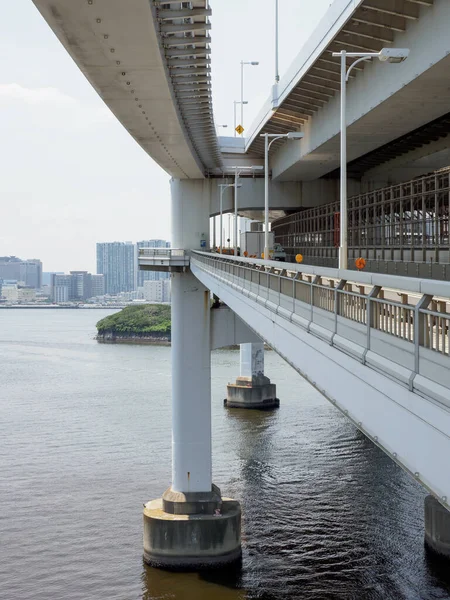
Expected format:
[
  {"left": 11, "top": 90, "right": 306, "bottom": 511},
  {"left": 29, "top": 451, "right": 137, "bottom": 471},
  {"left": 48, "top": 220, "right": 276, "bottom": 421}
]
[{"left": 154, "top": 1, "right": 223, "bottom": 174}]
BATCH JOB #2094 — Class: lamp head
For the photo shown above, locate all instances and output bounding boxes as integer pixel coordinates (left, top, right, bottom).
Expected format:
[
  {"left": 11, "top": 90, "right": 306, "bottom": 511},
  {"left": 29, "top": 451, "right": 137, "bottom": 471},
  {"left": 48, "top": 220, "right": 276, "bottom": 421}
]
[
  {"left": 378, "top": 48, "right": 409, "bottom": 63},
  {"left": 250, "top": 62, "right": 259, "bottom": 66},
  {"left": 286, "top": 132, "right": 304, "bottom": 140}
]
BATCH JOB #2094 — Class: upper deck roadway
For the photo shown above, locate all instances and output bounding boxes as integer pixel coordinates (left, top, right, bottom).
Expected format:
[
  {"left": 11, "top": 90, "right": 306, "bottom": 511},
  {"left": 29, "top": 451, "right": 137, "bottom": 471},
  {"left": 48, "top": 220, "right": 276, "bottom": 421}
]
[{"left": 32, "top": 0, "right": 450, "bottom": 184}]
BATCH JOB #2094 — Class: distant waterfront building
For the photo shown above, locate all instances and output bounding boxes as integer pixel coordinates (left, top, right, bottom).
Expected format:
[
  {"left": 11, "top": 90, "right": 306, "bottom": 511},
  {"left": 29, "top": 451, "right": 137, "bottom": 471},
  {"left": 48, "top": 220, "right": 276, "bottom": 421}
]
[
  {"left": 137, "top": 240, "right": 170, "bottom": 287},
  {"left": 1, "top": 282, "right": 19, "bottom": 303},
  {"left": 50, "top": 272, "right": 105, "bottom": 302},
  {"left": 42, "top": 272, "right": 64, "bottom": 287},
  {"left": 18, "top": 286, "right": 36, "bottom": 303},
  {"left": 0, "top": 282, "right": 36, "bottom": 303},
  {"left": 97, "top": 242, "right": 136, "bottom": 295},
  {"left": 51, "top": 274, "right": 72, "bottom": 303},
  {"left": 143, "top": 279, "right": 171, "bottom": 303},
  {"left": 0, "top": 257, "right": 42, "bottom": 289},
  {"left": 70, "top": 271, "right": 92, "bottom": 301},
  {"left": 91, "top": 274, "right": 105, "bottom": 297}
]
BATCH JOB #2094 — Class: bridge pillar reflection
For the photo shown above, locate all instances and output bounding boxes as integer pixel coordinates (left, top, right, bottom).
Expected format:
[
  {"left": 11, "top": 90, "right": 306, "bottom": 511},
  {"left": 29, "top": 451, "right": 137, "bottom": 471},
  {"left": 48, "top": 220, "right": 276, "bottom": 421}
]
[
  {"left": 225, "top": 343, "right": 279, "bottom": 409},
  {"left": 143, "top": 179, "right": 241, "bottom": 569}
]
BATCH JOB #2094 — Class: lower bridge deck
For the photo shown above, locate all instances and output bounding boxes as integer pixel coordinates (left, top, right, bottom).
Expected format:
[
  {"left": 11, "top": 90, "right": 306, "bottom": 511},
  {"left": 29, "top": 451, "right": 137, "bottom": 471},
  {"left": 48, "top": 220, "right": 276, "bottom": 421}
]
[{"left": 191, "top": 250, "right": 450, "bottom": 506}]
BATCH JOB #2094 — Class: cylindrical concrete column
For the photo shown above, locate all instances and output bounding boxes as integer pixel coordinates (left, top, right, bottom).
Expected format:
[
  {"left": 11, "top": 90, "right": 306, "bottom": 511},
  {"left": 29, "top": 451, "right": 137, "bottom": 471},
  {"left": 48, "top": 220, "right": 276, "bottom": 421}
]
[
  {"left": 144, "top": 179, "right": 242, "bottom": 569},
  {"left": 240, "top": 342, "right": 265, "bottom": 381},
  {"left": 171, "top": 271, "right": 212, "bottom": 492},
  {"left": 171, "top": 178, "right": 212, "bottom": 492},
  {"left": 226, "top": 342, "right": 279, "bottom": 409}
]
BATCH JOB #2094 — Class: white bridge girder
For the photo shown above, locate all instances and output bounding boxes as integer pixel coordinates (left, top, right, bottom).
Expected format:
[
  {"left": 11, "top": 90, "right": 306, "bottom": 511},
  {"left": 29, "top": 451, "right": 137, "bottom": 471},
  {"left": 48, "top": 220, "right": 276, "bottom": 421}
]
[{"left": 191, "top": 255, "right": 450, "bottom": 507}]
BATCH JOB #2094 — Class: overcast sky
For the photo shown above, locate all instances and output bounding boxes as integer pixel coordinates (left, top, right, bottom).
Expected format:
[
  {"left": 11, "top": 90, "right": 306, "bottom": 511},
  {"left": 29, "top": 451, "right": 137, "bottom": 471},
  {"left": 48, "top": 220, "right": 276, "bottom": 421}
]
[{"left": 0, "top": 0, "right": 331, "bottom": 272}]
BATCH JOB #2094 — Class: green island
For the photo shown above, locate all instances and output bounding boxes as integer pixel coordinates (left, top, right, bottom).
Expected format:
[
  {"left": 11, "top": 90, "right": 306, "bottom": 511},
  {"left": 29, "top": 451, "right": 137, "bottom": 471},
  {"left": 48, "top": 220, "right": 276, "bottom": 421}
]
[{"left": 96, "top": 304, "right": 171, "bottom": 344}]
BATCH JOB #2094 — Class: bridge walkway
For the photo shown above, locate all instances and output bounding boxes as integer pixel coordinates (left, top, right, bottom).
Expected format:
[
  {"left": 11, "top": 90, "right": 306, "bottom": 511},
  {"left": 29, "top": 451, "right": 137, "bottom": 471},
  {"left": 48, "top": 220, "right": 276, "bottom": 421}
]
[{"left": 189, "top": 250, "right": 450, "bottom": 505}]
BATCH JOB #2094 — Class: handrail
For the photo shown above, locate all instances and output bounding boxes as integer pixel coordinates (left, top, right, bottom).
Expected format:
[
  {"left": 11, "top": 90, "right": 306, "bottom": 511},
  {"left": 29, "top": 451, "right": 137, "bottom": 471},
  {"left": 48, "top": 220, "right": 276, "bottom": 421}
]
[
  {"left": 191, "top": 252, "right": 450, "bottom": 366},
  {"left": 192, "top": 250, "right": 450, "bottom": 298},
  {"left": 139, "top": 248, "right": 186, "bottom": 258}
]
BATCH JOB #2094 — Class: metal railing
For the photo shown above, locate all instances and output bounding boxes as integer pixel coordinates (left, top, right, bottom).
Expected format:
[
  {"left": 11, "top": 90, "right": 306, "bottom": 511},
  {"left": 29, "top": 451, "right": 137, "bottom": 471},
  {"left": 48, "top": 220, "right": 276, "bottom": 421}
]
[
  {"left": 139, "top": 248, "right": 185, "bottom": 258},
  {"left": 191, "top": 252, "right": 450, "bottom": 368}
]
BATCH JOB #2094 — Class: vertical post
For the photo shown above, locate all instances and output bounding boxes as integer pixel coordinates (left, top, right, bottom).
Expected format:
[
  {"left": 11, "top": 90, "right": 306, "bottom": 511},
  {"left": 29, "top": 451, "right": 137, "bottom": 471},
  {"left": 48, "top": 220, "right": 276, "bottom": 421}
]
[
  {"left": 234, "top": 169, "right": 239, "bottom": 256},
  {"left": 339, "top": 51, "right": 348, "bottom": 270},
  {"left": 212, "top": 216, "right": 216, "bottom": 250},
  {"left": 240, "top": 62, "right": 244, "bottom": 133},
  {"left": 143, "top": 182, "right": 241, "bottom": 571},
  {"left": 275, "top": 0, "right": 279, "bottom": 83},
  {"left": 264, "top": 134, "right": 270, "bottom": 261},
  {"left": 171, "top": 271, "right": 212, "bottom": 492},
  {"left": 234, "top": 101, "right": 237, "bottom": 137},
  {"left": 219, "top": 187, "right": 223, "bottom": 254}
]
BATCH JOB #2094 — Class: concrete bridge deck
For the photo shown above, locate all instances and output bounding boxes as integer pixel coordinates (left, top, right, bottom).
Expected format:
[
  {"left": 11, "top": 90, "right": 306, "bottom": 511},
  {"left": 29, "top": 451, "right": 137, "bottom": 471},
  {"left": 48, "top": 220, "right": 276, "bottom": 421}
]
[{"left": 190, "top": 250, "right": 450, "bottom": 506}]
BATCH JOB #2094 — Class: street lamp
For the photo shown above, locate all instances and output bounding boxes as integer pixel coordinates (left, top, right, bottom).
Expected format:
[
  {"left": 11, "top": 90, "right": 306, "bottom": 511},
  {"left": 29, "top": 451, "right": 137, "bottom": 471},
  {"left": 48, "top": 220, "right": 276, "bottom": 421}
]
[
  {"left": 260, "top": 132, "right": 304, "bottom": 261},
  {"left": 332, "top": 47, "right": 409, "bottom": 269},
  {"left": 218, "top": 182, "right": 241, "bottom": 254},
  {"left": 230, "top": 165, "right": 264, "bottom": 255},
  {"left": 240, "top": 61, "right": 259, "bottom": 135},
  {"left": 234, "top": 101, "right": 248, "bottom": 137},
  {"left": 275, "top": 0, "right": 279, "bottom": 84}
]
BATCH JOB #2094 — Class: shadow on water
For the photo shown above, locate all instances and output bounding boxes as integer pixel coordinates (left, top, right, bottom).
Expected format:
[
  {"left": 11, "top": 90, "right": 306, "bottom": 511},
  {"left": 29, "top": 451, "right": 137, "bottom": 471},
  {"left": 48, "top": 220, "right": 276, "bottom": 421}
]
[
  {"left": 424, "top": 546, "right": 450, "bottom": 592},
  {"left": 141, "top": 559, "right": 247, "bottom": 600}
]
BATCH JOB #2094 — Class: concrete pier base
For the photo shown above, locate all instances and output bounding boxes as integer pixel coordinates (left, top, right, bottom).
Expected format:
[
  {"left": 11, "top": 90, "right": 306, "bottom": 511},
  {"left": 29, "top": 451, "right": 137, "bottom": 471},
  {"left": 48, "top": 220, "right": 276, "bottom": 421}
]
[
  {"left": 225, "top": 343, "right": 279, "bottom": 409},
  {"left": 143, "top": 486, "right": 241, "bottom": 569},
  {"left": 225, "top": 375, "right": 279, "bottom": 409},
  {"left": 424, "top": 495, "right": 450, "bottom": 558}
]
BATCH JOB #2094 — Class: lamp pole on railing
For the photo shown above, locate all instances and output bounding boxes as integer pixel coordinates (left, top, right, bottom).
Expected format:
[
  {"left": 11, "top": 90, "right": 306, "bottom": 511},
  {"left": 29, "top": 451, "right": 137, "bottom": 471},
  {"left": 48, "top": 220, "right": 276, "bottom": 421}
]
[
  {"left": 239, "top": 61, "right": 259, "bottom": 135},
  {"left": 332, "top": 47, "right": 409, "bottom": 269},
  {"left": 218, "top": 183, "right": 237, "bottom": 254},
  {"left": 275, "top": 0, "right": 279, "bottom": 84},
  {"left": 234, "top": 101, "right": 248, "bottom": 137},
  {"left": 230, "top": 165, "right": 264, "bottom": 255},
  {"left": 260, "top": 132, "right": 304, "bottom": 261}
]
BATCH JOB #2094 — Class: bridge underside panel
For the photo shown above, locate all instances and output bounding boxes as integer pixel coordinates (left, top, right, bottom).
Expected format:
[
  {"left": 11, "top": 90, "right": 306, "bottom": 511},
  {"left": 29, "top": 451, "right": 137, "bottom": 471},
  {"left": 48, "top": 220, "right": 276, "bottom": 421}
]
[
  {"left": 191, "top": 259, "right": 450, "bottom": 505},
  {"left": 32, "top": 0, "right": 212, "bottom": 178}
]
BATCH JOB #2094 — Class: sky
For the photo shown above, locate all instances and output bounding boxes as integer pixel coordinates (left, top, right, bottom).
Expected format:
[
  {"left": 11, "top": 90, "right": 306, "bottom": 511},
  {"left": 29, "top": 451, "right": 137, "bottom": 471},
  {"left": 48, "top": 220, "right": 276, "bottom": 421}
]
[{"left": 0, "top": 0, "right": 331, "bottom": 273}]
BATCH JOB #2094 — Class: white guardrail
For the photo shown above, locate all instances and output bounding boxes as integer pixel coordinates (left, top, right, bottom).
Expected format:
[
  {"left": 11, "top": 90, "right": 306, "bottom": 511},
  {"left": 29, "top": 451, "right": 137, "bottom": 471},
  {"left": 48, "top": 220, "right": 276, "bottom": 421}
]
[
  {"left": 138, "top": 249, "right": 186, "bottom": 258},
  {"left": 192, "top": 251, "right": 450, "bottom": 404}
]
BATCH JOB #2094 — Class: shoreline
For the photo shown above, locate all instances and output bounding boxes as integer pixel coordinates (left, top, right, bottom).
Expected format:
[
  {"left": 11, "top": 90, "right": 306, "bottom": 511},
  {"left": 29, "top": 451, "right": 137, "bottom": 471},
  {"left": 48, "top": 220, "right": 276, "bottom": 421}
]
[{"left": 96, "top": 336, "right": 170, "bottom": 346}]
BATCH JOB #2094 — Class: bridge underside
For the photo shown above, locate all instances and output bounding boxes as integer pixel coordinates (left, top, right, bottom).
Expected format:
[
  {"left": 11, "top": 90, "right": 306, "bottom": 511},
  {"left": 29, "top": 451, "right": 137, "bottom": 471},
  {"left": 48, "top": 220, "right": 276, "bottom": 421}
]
[{"left": 32, "top": 0, "right": 221, "bottom": 178}]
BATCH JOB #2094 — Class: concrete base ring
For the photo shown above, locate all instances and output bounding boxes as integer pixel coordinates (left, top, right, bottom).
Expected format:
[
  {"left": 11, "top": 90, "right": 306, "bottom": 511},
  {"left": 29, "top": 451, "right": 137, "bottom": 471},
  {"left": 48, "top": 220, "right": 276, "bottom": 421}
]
[{"left": 143, "top": 498, "right": 241, "bottom": 570}]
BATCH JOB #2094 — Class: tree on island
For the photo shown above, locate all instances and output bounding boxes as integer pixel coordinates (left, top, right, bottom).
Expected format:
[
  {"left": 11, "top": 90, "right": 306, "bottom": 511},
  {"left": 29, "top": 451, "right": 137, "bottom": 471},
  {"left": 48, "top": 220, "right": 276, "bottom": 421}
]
[{"left": 96, "top": 304, "right": 171, "bottom": 341}]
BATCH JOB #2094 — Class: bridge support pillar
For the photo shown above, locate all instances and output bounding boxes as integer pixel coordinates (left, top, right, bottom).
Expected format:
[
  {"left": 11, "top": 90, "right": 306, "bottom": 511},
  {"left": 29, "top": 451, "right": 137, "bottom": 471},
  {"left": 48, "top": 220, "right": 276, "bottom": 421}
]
[
  {"left": 425, "top": 495, "right": 450, "bottom": 558},
  {"left": 143, "top": 179, "right": 241, "bottom": 569},
  {"left": 225, "top": 343, "right": 279, "bottom": 409}
]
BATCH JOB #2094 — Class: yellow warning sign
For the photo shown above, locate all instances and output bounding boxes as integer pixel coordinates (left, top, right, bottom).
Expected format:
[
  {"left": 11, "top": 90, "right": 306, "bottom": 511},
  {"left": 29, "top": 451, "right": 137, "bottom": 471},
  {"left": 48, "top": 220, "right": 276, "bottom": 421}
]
[{"left": 235, "top": 124, "right": 244, "bottom": 135}]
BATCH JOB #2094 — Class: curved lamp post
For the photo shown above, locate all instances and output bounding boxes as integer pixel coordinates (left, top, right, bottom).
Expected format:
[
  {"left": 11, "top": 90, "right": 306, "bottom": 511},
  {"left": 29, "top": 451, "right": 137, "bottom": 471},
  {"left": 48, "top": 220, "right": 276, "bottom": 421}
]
[
  {"left": 332, "top": 47, "right": 409, "bottom": 269},
  {"left": 239, "top": 61, "right": 258, "bottom": 135},
  {"left": 259, "top": 132, "right": 304, "bottom": 261}
]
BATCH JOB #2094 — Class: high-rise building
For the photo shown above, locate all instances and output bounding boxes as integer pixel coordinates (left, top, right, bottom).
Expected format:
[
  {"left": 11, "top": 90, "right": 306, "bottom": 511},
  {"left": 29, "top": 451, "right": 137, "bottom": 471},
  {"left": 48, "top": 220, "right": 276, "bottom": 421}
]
[
  {"left": 143, "top": 279, "right": 171, "bottom": 303},
  {"left": 91, "top": 274, "right": 105, "bottom": 297},
  {"left": 70, "top": 271, "right": 92, "bottom": 301},
  {"left": 136, "top": 240, "right": 170, "bottom": 287},
  {"left": 51, "top": 274, "right": 72, "bottom": 303},
  {"left": 42, "top": 272, "right": 64, "bottom": 286},
  {"left": 50, "top": 272, "right": 104, "bottom": 302},
  {"left": 97, "top": 242, "right": 136, "bottom": 295},
  {"left": 0, "top": 257, "right": 42, "bottom": 289}
]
